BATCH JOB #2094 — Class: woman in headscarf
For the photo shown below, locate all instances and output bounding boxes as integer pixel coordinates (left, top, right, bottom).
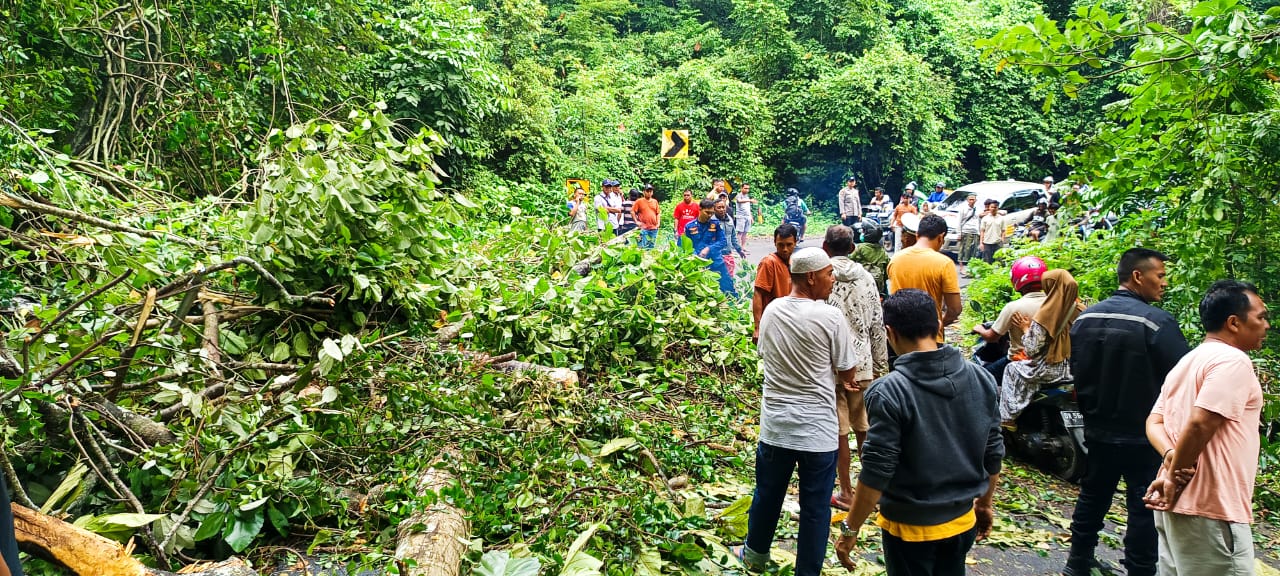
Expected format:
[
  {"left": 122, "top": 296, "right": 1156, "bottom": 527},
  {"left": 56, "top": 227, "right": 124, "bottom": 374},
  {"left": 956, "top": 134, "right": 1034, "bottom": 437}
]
[{"left": 1000, "top": 269, "right": 1084, "bottom": 422}]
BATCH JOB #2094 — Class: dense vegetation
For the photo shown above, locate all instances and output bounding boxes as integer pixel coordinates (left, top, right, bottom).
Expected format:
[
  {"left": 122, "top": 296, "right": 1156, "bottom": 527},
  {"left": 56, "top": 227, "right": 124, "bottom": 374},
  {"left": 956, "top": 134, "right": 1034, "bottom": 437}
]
[{"left": 2, "top": 0, "right": 1280, "bottom": 573}]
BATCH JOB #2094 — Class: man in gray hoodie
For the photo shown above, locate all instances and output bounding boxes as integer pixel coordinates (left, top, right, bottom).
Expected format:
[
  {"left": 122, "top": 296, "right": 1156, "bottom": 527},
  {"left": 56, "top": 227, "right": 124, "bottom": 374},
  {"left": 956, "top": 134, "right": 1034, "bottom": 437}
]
[{"left": 836, "top": 289, "right": 1003, "bottom": 575}]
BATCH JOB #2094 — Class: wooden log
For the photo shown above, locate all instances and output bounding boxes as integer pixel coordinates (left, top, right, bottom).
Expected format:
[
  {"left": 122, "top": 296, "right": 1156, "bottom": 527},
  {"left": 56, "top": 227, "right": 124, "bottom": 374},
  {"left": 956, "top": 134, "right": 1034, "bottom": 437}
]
[
  {"left": 393, "top": 463, "right": 468, "bottom": 576},
  {"left": 571, "top": 229, "right": 636, "bottom": 276},
  {"left": 490, "top": 360, "right": 578, "bottom": 388},
  {"left": 11, "top": 503, "right": 258, "bottom": 576}
]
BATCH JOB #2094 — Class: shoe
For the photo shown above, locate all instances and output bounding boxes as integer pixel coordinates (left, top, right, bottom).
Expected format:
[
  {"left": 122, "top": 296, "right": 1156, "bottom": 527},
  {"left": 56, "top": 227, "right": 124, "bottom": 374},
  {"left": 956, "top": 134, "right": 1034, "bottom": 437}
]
[
  {"left": 733, "top": 545, "right": 767, "bottom": 574},
  {"left": 1062, "top": 558, "right": 1118, "bottom": 576}
]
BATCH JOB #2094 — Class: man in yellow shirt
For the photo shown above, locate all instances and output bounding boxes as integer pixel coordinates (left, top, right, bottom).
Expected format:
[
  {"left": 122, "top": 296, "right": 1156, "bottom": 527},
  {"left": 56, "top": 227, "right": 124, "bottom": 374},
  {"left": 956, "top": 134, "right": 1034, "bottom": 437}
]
[
  {"left": 887, "top": 214, "right": 961, "bottom": 342},
  {"left": 835, "top": 289, "right": 1003, "bottom": 575}
]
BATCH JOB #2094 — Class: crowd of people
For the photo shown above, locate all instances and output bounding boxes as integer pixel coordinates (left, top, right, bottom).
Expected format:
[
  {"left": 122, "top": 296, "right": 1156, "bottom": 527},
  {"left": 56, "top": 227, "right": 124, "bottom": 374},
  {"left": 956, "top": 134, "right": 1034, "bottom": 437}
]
[{"left": 739, "top": 214, "right": 1270, "bottom": 576}]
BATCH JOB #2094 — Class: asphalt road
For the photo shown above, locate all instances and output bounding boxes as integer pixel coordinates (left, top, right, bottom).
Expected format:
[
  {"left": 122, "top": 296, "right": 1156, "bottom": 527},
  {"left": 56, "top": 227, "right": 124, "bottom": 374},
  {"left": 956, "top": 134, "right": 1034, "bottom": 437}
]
[{"left": 734, "top": 233, "right": 1277, "bottom": 575}]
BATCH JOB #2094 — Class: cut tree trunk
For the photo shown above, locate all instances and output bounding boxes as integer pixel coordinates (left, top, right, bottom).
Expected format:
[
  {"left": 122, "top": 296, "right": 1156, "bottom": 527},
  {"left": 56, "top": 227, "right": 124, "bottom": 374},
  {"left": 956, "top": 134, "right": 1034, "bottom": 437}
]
[
  {"left": 394, "top": 462, "right": 468, "bottom": 576},
  {"left": 571, "top": 229, "right": 635, "bottom": 276},
  {"left": 11, "top": 503, "right": 258, "bottom": 576}
]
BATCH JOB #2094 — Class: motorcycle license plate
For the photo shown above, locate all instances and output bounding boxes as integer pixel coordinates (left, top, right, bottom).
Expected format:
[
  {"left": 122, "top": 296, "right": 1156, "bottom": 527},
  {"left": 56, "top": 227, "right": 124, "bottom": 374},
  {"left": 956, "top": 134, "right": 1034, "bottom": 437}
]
[{"left": 1061, "top": 410, "right": 1084, "bottom": 429}]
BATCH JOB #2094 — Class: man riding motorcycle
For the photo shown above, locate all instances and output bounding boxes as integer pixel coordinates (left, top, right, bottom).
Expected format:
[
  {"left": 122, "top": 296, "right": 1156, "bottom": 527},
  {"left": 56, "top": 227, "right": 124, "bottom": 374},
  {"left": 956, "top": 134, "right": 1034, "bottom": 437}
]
[{"left": 972, "top": 256, "right": 1048, "bottom": 385}]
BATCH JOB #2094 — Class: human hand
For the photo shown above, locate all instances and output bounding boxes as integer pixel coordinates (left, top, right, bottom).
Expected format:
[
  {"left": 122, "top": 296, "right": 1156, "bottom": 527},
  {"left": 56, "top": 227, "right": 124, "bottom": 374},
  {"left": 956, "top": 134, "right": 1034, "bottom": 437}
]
[
  {"left": 699, "top": 248, "right": 709, "bottom": 257},
  {"left": 835, "top": 529, "right": 859, "bottom": 571},
  {"left": 1160, "top": 451, "right": 1197, "bottom": 486},
  {"left": 1144, "top": 472, "right": 1182, "bottom": 511},
  {"left": 1011, "top": 312, "right": 1031, "bottom": 332},
  {"left": 974, "top": 504, "right": 994, "bottom": 541}
]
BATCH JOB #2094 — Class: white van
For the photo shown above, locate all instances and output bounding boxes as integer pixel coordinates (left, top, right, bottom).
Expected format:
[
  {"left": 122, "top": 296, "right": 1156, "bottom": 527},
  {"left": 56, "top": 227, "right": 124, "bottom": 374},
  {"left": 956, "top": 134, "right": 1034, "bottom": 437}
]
[{"left": 938, "top": 180, "right": 1043, "bottom": 251}]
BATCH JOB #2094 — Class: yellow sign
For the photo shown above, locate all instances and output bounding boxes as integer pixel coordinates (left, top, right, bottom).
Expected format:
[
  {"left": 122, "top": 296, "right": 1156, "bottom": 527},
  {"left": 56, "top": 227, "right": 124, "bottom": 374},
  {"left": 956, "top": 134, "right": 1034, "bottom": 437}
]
[
  {"left": 662, "top": 129, "right": 689, "bottom": 159},
  {"left": 565, "top": 178, "right": 590, "bottom": 199}
]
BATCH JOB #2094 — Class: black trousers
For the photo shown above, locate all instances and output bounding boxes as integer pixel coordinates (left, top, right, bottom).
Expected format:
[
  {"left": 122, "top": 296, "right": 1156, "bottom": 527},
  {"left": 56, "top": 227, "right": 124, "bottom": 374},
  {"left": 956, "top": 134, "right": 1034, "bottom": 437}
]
[
  {"left": 882, "top": 526, "right": 976, "bottom": 576},
  {"left": 1067, "top": 439, "right": 1160, "bottom": 576}
]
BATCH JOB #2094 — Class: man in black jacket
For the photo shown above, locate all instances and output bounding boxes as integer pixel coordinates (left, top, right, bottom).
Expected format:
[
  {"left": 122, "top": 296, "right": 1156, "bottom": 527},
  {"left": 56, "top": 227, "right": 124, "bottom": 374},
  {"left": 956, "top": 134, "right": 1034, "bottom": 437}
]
[{"left": 1063, "top": 248, "right": 1190, "bottom": 576}]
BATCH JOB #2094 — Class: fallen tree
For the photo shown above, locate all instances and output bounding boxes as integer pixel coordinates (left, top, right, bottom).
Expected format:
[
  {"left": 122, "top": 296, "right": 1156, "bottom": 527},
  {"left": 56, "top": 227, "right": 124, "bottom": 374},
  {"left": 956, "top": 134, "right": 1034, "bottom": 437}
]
[{"left": 12, "top": 504, "right": 257, "bottom": 576}]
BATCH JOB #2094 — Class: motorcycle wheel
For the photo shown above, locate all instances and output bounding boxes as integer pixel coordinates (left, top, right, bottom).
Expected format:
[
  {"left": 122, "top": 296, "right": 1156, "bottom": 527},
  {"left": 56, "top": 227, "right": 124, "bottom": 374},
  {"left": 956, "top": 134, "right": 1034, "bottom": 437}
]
[{"left": 1049, "top": 434, "right": 1086, "bottom": 483}]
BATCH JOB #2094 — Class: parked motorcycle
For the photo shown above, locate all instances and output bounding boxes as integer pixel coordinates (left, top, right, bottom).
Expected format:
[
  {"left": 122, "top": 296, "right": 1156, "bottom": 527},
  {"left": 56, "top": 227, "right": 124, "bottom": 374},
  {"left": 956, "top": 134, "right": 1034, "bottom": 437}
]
[
  {"left": 862, "top": 204, "right": 895, "bottom": 252},
  {"left": 972, "top": 326, "right": 1087, "bottom": 483}
]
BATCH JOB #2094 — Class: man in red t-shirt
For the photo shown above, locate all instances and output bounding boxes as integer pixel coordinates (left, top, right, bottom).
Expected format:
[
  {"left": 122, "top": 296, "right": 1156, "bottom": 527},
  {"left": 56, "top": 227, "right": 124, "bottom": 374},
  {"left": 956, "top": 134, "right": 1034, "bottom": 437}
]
[
  {"left": 673, "top": 189, "right": 700, "bottom": 238},
  {"left": 752, "top": 223, "right": 799, "bottom": 343}
]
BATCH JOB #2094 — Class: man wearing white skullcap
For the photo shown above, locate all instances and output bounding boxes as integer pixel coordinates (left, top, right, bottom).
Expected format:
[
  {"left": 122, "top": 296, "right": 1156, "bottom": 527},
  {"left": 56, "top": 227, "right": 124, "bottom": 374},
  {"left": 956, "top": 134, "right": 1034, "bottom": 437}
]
[{"left": 736, "top": 246, "right": 859, "bottom": 576}]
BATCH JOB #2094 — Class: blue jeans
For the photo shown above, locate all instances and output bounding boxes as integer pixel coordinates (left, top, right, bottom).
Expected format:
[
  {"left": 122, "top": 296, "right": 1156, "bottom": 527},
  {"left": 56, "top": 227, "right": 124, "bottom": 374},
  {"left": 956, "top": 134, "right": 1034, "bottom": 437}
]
[
  {"left": 638, "top": 229, "right": 657, "bottom": 249},
  {"left": 744, "top": 442, "right": 838, "bottom": 576},
  {"left": 709, "top": 260, "right": 738, "bottom": 298}
]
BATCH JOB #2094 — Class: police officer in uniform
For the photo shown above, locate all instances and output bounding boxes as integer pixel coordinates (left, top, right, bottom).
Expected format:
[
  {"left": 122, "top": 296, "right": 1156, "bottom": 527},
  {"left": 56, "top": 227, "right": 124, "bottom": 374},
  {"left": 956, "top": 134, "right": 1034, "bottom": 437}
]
[{"left": 684, "top": 198, "right": 737, "bottom": 297}]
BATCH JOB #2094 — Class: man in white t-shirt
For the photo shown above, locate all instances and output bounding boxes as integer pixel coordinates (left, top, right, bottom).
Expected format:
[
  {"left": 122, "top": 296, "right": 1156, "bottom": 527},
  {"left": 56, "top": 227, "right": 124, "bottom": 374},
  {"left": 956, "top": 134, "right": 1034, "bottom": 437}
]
[
  {"left": 957, "top": 194, "right": 981, "bottom": 264},
  {"left": 737, "top": 247, "right": 858, "bottom": 576},
  {"left": 594, "top": 179, "right": 623, "bottom": 232}
]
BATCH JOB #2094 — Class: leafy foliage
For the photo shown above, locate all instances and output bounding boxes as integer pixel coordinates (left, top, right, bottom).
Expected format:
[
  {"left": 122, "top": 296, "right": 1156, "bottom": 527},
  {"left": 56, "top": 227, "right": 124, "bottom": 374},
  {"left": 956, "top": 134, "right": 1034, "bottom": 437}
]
[{"left": 246, "top": 104, "right": 467, "bottom": 315}]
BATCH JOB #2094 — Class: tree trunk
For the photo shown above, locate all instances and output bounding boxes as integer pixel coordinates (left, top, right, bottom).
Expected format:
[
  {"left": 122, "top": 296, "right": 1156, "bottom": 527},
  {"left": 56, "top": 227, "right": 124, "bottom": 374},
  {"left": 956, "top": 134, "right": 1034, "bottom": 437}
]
[
  {"left": 571, "top": 229, "right": 635, "bottom": 276},
  {"left": 11, "top": 504, "right": 258, "bottom": 576},
  {"left": 394, "top": 462, "right": 468, "bottom": 576}
]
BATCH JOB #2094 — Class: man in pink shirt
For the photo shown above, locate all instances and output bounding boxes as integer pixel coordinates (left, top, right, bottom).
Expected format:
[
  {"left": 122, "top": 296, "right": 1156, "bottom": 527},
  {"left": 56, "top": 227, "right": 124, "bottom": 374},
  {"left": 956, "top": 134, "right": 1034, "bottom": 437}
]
[{"left": 1145, "top": 280, "right": 1270, "bottom": 574}]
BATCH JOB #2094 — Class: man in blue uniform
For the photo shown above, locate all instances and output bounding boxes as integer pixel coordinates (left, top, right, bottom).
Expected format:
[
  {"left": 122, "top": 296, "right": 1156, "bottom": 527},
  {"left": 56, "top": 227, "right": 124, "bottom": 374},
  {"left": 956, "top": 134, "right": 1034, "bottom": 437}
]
[{"left": 685, "top": 198, "right": 737, "bottom": 297}]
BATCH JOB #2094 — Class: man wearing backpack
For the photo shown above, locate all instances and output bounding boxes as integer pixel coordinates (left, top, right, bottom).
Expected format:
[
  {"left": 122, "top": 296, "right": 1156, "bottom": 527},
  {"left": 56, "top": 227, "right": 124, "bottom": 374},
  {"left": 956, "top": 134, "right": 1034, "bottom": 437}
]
[{"left": 784, "top": 188, "right": 810, "bottom": 241}]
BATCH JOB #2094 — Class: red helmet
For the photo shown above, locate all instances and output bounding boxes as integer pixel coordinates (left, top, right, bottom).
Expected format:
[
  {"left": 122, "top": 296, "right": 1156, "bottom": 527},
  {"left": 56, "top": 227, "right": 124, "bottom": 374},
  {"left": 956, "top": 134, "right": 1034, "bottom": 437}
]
[{"left": 1010, "top": 256, "right": 1046, "bottom": 291}]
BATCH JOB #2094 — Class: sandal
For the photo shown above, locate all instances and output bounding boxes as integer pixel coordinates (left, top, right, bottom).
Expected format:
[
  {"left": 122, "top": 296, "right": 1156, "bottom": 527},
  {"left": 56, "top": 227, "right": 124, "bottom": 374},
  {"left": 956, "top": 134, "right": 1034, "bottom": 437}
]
[{"left": 830, "top": 494, "right": 850, "bottom": 511}]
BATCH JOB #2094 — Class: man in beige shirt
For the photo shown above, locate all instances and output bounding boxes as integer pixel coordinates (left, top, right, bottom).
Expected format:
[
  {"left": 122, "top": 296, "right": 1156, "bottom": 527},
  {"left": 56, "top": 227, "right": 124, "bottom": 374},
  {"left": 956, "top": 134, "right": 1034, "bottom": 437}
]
[{"left": 973, "top": 256, "right": 1048, "bottom": 385}]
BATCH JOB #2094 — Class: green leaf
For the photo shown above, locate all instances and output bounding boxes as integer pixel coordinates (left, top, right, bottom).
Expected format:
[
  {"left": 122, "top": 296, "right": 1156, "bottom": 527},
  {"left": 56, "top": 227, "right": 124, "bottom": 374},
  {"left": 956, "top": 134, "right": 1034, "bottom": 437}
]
[
  {"left": 559, "top": 523, "right": 603, "bottom": 576},
  {"left": 453, "top": 192, "right": 479, "bottom": 209},
  {"left": 224, "top": 510, "right": 265, "bottom": 552},
  {"left": 41, "top": 462, "right": 89, "bottom": 514},
  {"left": 475, "top": 551, "right": 541, "bottom": 576},
  {"left": 270, "top": 342, "right": 291, "bottom": 362},
  {"left": 193, "top": 511, "right": 226, "bottom": 541},
  {"left": 91, "top": 512, "right": 165, "bottom": 528},
  {"left": 598, "top": 437, "right": 636, "bottom": 457},
  {"left": 636, "top": 547, "right": 663, "bottom": 576},
  {"left": 267, "top": 504, "right": 289, "bottom": 536}
]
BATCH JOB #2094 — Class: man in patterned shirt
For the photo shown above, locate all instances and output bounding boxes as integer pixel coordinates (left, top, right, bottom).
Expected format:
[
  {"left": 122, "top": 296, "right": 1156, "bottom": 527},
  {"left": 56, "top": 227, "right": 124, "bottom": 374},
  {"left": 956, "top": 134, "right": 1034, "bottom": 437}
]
[{"left": 823, "top": 225, "right": 889, "bottom": 510}]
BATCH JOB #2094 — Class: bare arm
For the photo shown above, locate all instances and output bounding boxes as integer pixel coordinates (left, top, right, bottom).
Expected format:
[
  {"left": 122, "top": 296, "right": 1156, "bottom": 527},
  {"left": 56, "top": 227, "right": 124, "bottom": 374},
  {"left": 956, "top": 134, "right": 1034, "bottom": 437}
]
[
  {"left": 1145, "top": 408, "right": 1223, "bottom": 510},
  {"left": 975, "top": 472, "right": 999, "bottom": 540},
  {"left": 1168, "top": 408, "right": 1225, "bottom": 472},
  {"left": 942, "top": 292, "right": 962, "bottom": 327},
  {"left": 752, "top": 289, "right": 768, "bottom": 343},
  {"left": 839, "top": 367, "right": 859, "bottom": 393},
  {"left": 835, "top": 481, "right": 883, "bottom": 571},
  {"left": 972, "top": 323, "right": 1002, "bottom": 343}
]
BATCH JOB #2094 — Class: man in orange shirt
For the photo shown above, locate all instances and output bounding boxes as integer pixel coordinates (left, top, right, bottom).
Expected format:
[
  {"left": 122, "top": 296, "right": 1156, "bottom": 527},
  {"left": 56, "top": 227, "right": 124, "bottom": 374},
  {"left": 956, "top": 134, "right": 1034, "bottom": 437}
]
[
  {"left": 1145, "top": 280, "right": 1269, "bottom": 574},
  {"left": 633, "top": 184, "right": 661, "bottom": 249},
  {"left": 673, "top": 189, "right": 700, "bottom": 239},
  {"left": 752, "top": 224, "right": 798, "bottom": 344},
  {"left": 890, "top": 194, "right": 917, "bottom": 253},
  {"left": 887, "top": 214, "right": 961, "bottom": 343}
]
